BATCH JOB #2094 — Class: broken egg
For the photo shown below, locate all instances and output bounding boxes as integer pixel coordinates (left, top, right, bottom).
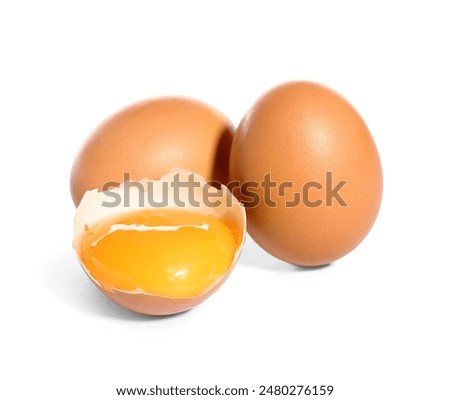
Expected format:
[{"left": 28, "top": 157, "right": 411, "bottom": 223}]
[{"left": 73, "top": 170, "right": 246, "bottom": 315}]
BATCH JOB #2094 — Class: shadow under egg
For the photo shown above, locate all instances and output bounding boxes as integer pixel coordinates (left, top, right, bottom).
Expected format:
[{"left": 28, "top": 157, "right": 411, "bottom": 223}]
[{"left": 44, "top": 251, "right": 189, "bottom": 320}]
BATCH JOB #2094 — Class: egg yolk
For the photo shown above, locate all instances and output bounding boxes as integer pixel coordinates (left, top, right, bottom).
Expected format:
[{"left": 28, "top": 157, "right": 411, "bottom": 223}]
[{"left": 80, "top": 209, "right": 239, "bottom": 298}]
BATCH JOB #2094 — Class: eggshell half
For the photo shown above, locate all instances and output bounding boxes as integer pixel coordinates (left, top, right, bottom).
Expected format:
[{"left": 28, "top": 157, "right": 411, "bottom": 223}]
[{"left": 73, "top": 169, "right": 246, "bottom": 315}]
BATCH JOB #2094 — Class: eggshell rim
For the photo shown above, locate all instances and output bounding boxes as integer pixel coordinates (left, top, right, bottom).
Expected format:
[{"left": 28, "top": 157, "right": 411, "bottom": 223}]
[{"left": 72, "top": 168, "right": 246, "bottom": 313}]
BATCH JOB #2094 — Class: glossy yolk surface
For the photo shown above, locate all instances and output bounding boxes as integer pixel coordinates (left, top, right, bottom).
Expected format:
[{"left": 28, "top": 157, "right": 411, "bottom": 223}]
[{"left": 80, "top": 209, "right": 238, "bottom": 298}]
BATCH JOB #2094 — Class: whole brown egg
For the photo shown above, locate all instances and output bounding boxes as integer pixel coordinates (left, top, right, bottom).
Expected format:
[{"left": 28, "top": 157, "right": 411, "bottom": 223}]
[
  {"left": 229, "top": 81, "right": 383, "bottom": 266},
  {"left": 70, "top": 97, "right": 233, "bottom": 206}
]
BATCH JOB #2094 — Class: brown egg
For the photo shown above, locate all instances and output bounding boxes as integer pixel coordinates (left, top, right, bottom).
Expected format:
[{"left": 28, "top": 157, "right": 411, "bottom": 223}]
[
  {"left": 229, "top": 81, "right": 383, "bottom": 266},
  {"left": 70, "top": 97, "right": 233, "bottom": 206},
  {"left": 73, "top": 170, "right": 246, "bottom": 315}
]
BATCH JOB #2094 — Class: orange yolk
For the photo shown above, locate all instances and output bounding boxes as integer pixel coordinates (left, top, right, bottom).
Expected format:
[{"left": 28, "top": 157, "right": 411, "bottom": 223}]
[{"left": 80, "top": 209, "right": 238, "bottom": 298}]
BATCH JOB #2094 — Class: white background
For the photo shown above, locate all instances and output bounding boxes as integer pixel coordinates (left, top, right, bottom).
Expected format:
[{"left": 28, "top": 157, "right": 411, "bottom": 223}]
[{"left": 1, "top": 1, "right": 449, "bottom": 399}]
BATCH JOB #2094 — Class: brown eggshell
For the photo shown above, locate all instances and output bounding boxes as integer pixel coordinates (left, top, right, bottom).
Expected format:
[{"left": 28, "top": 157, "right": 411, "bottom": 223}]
[
  {"left": 70, "top": 97, "right": 234, "bottom": 206},
  {"left": 229, "top": 81, "right": 383, "bottom": 266},
  {"left": 73, "top": 169, "right": 246, "bottom": 316},
  {"left": 94, "top": 261, "right": 236, "bottom": 316}
]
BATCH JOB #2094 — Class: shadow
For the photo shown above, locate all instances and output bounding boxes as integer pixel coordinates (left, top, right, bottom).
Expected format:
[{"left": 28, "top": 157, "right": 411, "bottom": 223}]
[
  {"left": 44, "top": 251, "right": 188, "bottom": 321},
  {"left": 239, "top": 234, "right": 333, "bottom": 272},
  {"left": 212, "top": 126, "right": 234, "bottom": 185}
]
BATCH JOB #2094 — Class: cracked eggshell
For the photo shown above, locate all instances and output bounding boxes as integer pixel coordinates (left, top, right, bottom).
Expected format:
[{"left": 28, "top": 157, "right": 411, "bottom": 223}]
[{"left": 73, "top": 169, "right": 246, "bottom": 316}]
